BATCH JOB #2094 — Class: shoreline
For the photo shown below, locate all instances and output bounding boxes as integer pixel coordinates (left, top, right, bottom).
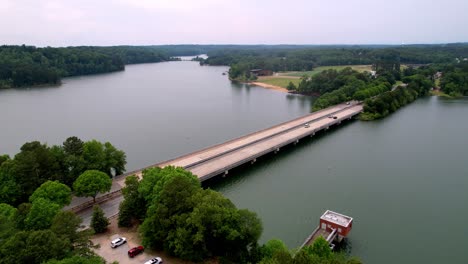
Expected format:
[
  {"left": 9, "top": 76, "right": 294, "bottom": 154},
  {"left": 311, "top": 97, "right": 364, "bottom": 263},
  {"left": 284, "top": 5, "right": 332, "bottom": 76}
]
[{"left": 248, "top": 81, "right": 289, "bottom": 93}]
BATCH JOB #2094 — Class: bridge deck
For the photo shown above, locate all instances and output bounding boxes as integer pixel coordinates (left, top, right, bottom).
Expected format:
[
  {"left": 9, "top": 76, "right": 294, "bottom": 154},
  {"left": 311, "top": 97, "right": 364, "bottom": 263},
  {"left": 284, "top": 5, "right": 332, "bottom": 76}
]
[
  {"left": 188, "top": 105, "right": 362, "bottom": 180},
  {"left": 69, "top": 103, "right": 363, "bottom": 219},
  {"left": 157, "top": 104, "right": 352, "bottom": 169}
]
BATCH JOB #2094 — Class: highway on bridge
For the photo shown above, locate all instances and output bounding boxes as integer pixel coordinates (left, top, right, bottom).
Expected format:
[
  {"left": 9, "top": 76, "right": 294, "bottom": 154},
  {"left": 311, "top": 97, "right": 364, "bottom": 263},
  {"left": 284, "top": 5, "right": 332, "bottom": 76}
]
[{"left": 71, "top": 102, "right": 363, "bottom": 226}]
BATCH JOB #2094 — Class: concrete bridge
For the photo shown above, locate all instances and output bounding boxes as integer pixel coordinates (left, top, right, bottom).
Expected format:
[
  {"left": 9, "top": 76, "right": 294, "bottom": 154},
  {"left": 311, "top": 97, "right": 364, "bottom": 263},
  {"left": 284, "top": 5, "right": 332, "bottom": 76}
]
[{"left": 70, "top": 102, "right": 363, "bottom": 225}]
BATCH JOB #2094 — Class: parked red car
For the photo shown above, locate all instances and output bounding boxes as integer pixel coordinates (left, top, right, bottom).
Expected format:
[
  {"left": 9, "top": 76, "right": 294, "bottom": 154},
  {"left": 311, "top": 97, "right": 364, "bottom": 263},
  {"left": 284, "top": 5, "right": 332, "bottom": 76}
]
[{"left": 128, "top": 246, "right": 144, "bottom": 258}]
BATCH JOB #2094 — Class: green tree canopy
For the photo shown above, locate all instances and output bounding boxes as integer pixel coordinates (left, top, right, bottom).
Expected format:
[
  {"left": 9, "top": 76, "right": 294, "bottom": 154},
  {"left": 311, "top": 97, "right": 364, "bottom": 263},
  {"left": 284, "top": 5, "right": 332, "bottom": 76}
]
[
  {"left": 139, "top": 170, "right": 262, "bottom": 262},
  {"left": 82, "top": 140, "right": 127, "bottom": 176},
  {"left": 51, "top": 211, "right": 97, "bottom": 257},
  {"left": 138, "top": 166, "right": 199, "bottom": 204},
  {"left": 63, "top": 136, "right": 84, "bottom": 156},
  {"left": 0, "top": 230, "right": 70, "bottom": 264},
  {"left": 73, "top": 170, "right": 112, "bottom": 202},
  {"left": 24, "top": 198, "right": 61, "bottom": 230},
  {"left": 260, "top": 239, "right": 289, "bottom": 260},
  {"left": 91, "top": 205, "right": 109, "bottom": 233},
  {"left": 29, "top": 180, "right": 72, "bottom": 207},
  {"left": 0, "top": 203, "right": 17, "bottom": 221},
  {"left": 118, "top": 175, "right": 146, "bottom": 227}
]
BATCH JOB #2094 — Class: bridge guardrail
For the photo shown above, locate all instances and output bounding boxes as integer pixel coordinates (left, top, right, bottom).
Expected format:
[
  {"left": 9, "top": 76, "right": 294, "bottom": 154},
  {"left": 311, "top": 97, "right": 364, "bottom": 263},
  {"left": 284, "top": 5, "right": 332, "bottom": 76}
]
[{"left": 69, "top": 189, "right": 123, "bottom": 213}]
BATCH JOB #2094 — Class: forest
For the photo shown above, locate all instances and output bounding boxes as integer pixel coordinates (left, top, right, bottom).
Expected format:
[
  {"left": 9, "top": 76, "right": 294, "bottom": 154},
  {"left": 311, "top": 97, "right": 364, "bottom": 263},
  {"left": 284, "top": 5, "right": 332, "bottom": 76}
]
[
  {"left": 3, "top": 44, "right": 467, "bottom": 88},
  {"left": 0, "top": 45, "right": 172, "bottom": 88},
  {"left": 196, "top": 44, "right": 468, "bottom": 81},
  {"left": 439, "top": 61, "right": 468, "bottom": 96},
  {"left": 0, "top": 137, "right": 126, "bottom": 206}
]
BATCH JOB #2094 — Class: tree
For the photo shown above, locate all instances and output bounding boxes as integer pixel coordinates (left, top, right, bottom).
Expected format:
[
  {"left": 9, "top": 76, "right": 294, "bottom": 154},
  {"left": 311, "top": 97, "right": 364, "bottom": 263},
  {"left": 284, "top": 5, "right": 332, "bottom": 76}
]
[
  {"left": 0, "top": 203, "right": 17, "bottom": 221},
  {"left": 292, "top": 249, "right": 313, "bottom": 264},
  {"left": 82, "top": 140, "right": 126, "bottom": 177},
  {"left": 118, "top": 175, "right": 146, "bottom": 227},
  {"left": 260, "top": 239, "right": 289, "bottom": 260},
  {"left": 140, "top": 171, "right": 262, "bottom": 262},
  {"left": 138, "top": 166, "right": 199, "bottom": 204},
  {"left": 73, "top": 170, "right": 112, "bottom": 203},
  {"left": 287, "top": 81, "right": 297, "bottom": 91},
  {"left": 305, "top": 237, "right": 332, "bottom": 259},
  {"left": 63, "top": 136, "right": 84, "bottom": 156},
  {"left": 29, "top": 180, "right": 72, "bottom": 207},
  {"left": 11, "top": 141, "right": 61, "bottom": 202},
  {"left": 0, "top": 154, "right": 9, "bottom": 166},
  {"left": 24, "top": 198, "right": 61, "bottom": 230},
  {"left": 0, "top": 165, "right": 21, "bottom": 205},
  {"left": 51, "top": 211, "right": 97, "bottom": 257},
  {"left": 103, "top": 142, "right": 126, "bottom": 176},
  {"left": 0, "top": 230, "right": 70, "bottom": 264},
  {"left": 91, "top": 205, "right": 109, "bottom": 233},
  {"left": 140, "top": 174, "right": 201, "bottom": 251}
]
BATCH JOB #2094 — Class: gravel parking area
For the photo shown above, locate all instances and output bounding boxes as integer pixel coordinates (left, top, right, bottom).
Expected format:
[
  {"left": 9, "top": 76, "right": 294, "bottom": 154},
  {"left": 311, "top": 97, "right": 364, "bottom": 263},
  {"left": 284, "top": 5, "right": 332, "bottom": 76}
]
[{"left": 90, "top": 218, "right": 212, "bottom": 264}]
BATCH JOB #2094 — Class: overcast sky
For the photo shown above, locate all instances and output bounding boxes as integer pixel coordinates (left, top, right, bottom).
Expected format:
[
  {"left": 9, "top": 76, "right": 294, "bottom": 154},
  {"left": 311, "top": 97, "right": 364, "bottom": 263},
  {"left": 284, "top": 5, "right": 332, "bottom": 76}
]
[{"left": 1, "top": 0, "right": 467, "bottom": 47}]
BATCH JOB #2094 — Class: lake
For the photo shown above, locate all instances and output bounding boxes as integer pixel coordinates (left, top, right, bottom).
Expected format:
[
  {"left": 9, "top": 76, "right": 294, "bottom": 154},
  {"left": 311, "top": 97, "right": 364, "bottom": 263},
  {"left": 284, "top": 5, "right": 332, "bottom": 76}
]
[{"left": 1, "top": 60, "right": 467, "bottom": 263}]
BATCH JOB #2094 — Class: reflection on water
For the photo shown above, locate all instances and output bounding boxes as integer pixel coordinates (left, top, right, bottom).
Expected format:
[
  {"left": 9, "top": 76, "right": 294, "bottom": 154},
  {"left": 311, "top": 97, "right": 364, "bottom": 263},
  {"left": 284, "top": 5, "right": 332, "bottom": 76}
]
[{"left": 0, "top": 61, "right": 314, "bottom": 173}]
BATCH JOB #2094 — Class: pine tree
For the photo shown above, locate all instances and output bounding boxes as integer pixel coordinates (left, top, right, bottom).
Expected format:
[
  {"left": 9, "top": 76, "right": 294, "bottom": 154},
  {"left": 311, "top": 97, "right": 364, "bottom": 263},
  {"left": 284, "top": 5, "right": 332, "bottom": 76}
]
[{"left": 91, "top": 205, "right": 109, "bottom": 233}]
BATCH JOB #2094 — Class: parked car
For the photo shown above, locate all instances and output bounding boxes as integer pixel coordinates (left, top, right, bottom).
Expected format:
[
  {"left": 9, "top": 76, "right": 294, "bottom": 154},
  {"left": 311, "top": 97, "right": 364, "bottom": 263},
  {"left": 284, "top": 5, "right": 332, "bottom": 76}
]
[
  {"left": 304, "top": 123, "right": 310, "bottom": 128},
  {"left": 110, "top": 237, "right": 126, "bottom": 248},
  {"left": 128, "top": 246, "right": 144, "bottom": 257},
  {"left": 333, "top": 116, "right": 338, "bottom": 119},
  {"left": 346, "top": 102, "right": 350, "bottom": 105},
  {"left": 144, "top": 257, "right": 163, "bottom": 264}
]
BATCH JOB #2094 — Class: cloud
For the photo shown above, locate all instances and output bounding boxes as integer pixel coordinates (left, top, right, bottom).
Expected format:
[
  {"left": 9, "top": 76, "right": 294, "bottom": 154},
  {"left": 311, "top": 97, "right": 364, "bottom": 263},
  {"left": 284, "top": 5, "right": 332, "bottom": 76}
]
[{"left": 0, "top": 0, "right": 467, "bottom": 46}]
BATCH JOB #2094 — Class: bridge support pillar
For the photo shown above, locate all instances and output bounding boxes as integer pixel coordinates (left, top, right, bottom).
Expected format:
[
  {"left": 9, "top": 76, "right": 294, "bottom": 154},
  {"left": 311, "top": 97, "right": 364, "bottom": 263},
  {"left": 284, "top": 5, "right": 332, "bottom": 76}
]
[
  {"left": 310, "top": 132, "right": 315, "bottom": 137},
  {"left": 222, "top": 170, "right": 228, "bottom": 177},
  {"left": 251, "top": 158, "right": 256, "bottom": 165},
  {"left": 325, "top": 126, "right": 329, "bottom": 130},
  {"left": 274, "top": 148, "right": 280, "bottom": 154},
  {"left": 338, "top": 121, "right": 341, "bottom": 125},
  {"left": 294, "top": 139, "right": 299, "bottom": 145}
]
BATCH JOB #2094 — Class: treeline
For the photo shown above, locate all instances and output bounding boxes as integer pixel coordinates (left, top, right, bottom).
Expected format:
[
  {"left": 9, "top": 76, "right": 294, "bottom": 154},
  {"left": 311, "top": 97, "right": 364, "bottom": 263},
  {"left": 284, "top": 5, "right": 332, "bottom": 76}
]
[
  {"left": 0, "top": 137, "right": 128, "bottom": 264},
  {"left": 440, "top": 61, "right": 468, "bottom": 96},
  {"left": 0, "top": 189, "right": 105, "bottom": 264},
  {"left": 258, "top": 238, "right": 361, "bottom": 264},
  {"left": 117, "top": 166, "right": 362, "bottom": 263},
  {"left": 0, "top": 137, "right": 126, "bottom": 206},
  {"left": 361, "top": 73, "right": 433, "bottom": 120},
  {"left": 199, "top": 44, "right": 468, "bottom": 80},
  {"left": 0, "top": 45, "right": 173, "bottom": 88},
  {"left": 286, "top": 67, "right": 394, "bottom": 110}
]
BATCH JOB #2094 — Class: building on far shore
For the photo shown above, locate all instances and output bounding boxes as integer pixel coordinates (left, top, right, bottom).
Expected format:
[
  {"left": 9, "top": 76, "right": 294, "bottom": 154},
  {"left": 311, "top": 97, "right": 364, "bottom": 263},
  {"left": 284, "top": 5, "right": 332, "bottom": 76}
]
[{"left": 250, "top": 69, "right": 273, "bottom": 76}]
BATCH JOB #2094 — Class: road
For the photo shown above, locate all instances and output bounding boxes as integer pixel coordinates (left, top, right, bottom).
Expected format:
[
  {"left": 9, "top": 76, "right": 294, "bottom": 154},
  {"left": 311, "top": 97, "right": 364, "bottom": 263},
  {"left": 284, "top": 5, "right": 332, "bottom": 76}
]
[{"left": 75, "top": 102, "right": 363, "bottom": 227}]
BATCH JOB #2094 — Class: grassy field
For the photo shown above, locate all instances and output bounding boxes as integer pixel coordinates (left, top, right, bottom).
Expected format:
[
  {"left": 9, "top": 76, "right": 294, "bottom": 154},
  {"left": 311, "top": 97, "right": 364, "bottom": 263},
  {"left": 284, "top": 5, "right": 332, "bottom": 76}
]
[
  {"left": 278, "top": 65, "right": 373, "bottom": 77},
  {"left": 255, "top": 76, "right": 301, "bottom": 88}
]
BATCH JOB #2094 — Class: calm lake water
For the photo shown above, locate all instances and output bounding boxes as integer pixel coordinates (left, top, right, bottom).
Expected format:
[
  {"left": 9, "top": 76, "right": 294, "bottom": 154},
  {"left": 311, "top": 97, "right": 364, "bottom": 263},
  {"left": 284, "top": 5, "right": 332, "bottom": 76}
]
[{"left": 1, "top": 60, "right": 467, "bottom": 263}]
